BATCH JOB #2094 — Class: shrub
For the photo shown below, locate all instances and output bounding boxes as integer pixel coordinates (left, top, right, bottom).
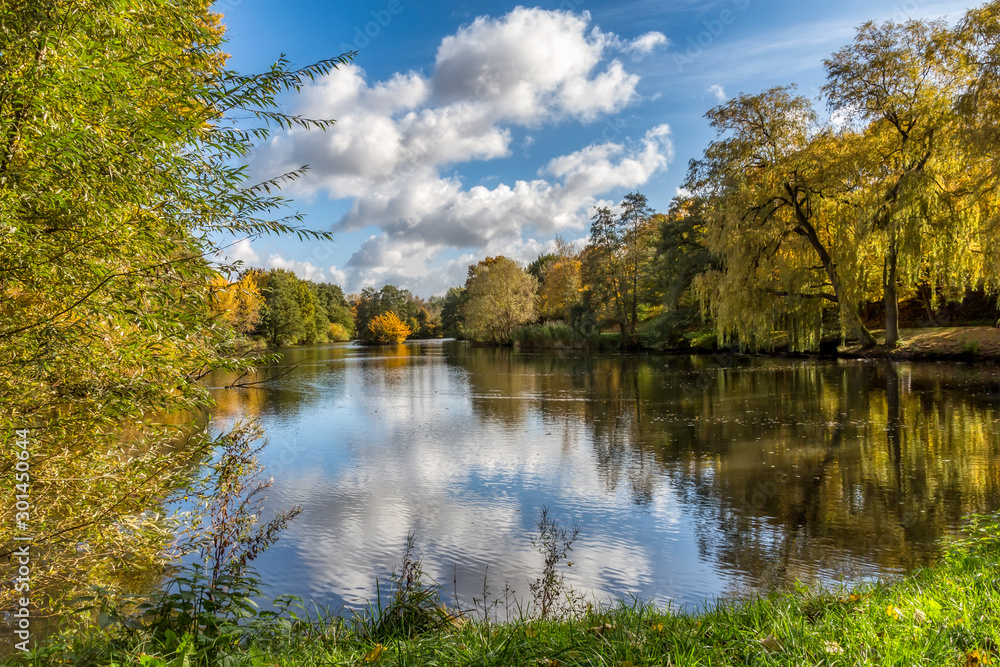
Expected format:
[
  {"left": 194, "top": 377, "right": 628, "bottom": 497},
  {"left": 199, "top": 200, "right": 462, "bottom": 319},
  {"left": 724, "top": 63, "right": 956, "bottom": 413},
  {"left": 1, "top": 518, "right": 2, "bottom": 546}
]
[{"left": 367, "top": 311, "right": 412, "bottom": 344}]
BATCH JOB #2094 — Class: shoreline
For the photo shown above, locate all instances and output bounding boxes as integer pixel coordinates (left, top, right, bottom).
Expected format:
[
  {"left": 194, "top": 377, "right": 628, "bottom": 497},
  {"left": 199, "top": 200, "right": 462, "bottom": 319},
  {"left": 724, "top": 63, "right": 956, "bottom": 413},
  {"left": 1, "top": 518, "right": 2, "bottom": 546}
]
[{"left": 15, "top": 517, "right": 1000, "bottom": 666}]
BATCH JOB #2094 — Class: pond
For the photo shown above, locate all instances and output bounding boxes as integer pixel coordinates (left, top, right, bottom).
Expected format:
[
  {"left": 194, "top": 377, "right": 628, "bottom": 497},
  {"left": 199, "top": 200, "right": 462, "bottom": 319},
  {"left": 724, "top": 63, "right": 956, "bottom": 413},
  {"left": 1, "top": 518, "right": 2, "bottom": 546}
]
[{"left": 206, "top": 341, "right": 1000, "bottom": 613}]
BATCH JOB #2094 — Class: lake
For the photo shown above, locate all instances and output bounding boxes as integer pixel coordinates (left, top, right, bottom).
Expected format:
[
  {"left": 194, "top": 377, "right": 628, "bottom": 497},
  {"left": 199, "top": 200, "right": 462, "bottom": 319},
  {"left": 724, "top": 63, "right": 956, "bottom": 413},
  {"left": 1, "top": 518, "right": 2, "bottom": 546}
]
[{"left": 206, "top": 341, "right": 1000, "bottom": 614}]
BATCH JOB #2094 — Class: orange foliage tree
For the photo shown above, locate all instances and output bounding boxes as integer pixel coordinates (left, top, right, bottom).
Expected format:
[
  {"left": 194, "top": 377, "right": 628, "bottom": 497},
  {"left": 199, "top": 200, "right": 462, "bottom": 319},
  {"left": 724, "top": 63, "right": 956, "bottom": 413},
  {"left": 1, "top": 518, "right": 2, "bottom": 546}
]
[{"left": 367, "top": 311, "right": 412, "bottom": 344}]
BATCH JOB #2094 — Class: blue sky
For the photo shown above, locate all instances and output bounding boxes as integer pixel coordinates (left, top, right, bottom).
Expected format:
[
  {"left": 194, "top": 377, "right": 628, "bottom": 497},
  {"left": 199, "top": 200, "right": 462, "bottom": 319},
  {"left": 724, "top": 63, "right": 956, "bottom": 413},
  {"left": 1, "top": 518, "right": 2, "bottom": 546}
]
[{"left": 214, "top": 0, "right": 977, "bottom": 297}]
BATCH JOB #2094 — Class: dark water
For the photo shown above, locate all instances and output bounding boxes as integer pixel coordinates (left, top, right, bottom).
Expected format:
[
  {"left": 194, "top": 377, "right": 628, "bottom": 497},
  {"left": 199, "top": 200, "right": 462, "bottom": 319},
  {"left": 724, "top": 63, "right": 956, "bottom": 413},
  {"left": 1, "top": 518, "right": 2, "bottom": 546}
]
[{"left": 207, "top": 341, "right": 1000, "bottom": 612}]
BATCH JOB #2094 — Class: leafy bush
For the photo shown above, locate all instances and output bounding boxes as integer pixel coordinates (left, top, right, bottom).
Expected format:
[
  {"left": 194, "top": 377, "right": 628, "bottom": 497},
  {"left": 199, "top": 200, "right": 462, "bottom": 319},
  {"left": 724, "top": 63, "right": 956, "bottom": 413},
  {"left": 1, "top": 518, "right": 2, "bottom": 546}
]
[
  {"left": 366, "top": 311, "right": 412, "bottom": 344},
  {"left": 328, "top": 322, "right": 351, "bottom": 342}
]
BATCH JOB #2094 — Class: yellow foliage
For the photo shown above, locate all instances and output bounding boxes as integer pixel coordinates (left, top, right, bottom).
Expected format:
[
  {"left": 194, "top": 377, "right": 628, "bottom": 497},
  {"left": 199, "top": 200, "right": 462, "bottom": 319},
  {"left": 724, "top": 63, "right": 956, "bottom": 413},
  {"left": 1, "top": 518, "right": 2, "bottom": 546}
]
[
  {"left": 328, "top": 322, "right": 351, "bottom": 342},
  {"left": 367, "top": 311, "right": 412, "bottom": 344},
  {"left": 210, "top": 273, "right": 263, "bottom": 334},
  {"left": 539, "top": 257, "right": 582, "bottom": 321}
]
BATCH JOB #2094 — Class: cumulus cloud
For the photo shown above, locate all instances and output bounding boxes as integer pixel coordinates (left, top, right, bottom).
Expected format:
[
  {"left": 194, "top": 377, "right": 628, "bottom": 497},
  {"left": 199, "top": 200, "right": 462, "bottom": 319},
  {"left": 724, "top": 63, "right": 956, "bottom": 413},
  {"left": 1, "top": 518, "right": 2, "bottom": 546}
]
[
  {"left": 432, "top": 8, "right": 640, "bottom": 123},
  {"left": 251, "top": 7, "right": 673, "bottom": 295},
  {"left": 223, "top": 237, "right": 260, "bottom": 264}
]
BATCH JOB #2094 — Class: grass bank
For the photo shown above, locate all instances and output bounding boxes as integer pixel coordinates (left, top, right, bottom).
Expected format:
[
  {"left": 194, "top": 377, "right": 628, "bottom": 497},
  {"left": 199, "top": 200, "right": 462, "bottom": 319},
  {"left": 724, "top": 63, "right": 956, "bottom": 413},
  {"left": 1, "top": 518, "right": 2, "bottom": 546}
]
[
  {"left": 12, "top": 515, "right": 1000, "bottom": 667},
  {"left": 512, "top": 323, "right": 621, "bottom": 351}
]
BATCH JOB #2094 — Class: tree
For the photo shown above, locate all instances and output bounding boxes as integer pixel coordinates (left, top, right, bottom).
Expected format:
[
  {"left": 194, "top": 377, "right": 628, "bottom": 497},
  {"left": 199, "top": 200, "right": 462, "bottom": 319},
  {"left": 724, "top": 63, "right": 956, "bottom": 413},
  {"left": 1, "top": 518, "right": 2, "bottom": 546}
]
[
  {"left": 0, "top": 0, "right": 351, "bottom": 610},
  {"left": 354, "top": 284, "right": 420, "bottom": 342},
  {"left": 823, "top": 19, "right": 979, "bottom": 347},
  {"left": 953, "top": 2, "right": 1000, "bottom": 291},
  {"left": 366, "top": 311, "right": 412, "bottom": 344},
  {"left": 527, "top": 252, "right": 559, "bottom": 281},
  {"left": 211, "top": 272, "right": 264, "bottom": 334},
  {"left": 439, "top": 286, "right": 467, "bottom": 338},
  {"left": 537, "top": 238, "right": 582, "bottom": 322},
  {"left": 582, "top": 192, "right": 658, "bottom": 347},
  {"left": 688, "top": 86, "right": 878, "bottom": 350},
  {"left": 255, "top": 269, "right": 305, "bottom": 346},
  {"left": 655, "top": 197, "right": 718, "bottom": 310},
  {"left": 462, "top": 256, "right": 537, "bottom": 344},
  {"left": 311, "top": 281, "right": 356, "bottom": 338}
]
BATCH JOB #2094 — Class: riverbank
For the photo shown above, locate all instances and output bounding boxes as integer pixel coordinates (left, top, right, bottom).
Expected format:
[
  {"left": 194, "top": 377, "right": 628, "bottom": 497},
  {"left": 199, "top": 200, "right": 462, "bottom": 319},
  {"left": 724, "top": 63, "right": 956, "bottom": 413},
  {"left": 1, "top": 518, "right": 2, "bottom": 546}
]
[
  {"left": 14, "top": 515, "right": 1000, "bottom": 666},
  {"left": 841, "top": 326, "right": 1000, "bottom": 360},
  {"left": 509, "top": 324, "right": 1000, "bottom": 361}
]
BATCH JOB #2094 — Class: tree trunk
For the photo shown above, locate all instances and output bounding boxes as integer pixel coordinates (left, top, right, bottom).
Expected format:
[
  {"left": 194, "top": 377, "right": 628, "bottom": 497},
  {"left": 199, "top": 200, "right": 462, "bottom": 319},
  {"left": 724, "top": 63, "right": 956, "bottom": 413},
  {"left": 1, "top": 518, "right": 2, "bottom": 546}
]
[
  {"left": 789, "top": 193, "right": 878, "bottom": 348},
  {"left": 918, "top": 283, "right": 936, "bottom": 324},
  {"left": 884, "top": 241, "right": 899, "bottom": 348}
]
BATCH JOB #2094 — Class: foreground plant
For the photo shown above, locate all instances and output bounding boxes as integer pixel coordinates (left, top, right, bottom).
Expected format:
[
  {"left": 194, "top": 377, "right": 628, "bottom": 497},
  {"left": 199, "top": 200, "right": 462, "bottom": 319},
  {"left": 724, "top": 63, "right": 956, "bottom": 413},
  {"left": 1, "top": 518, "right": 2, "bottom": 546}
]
[{"left": 0, "top": 0, "right": 350, "bottom": 613}]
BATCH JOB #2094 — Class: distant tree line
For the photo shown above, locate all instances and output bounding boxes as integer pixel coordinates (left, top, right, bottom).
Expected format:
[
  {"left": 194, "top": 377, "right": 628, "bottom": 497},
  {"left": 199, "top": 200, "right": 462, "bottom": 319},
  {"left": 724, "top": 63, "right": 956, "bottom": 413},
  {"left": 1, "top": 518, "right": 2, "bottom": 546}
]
[{"left": 211, "top": 269, "right": 446, "bottom": 346}]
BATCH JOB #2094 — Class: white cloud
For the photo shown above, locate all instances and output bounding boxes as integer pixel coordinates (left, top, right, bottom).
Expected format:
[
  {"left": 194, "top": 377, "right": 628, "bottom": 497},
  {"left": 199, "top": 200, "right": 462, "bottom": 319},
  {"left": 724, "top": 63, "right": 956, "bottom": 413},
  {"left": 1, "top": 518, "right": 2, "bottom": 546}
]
[
  {"left": 251, "top": 7, "right": 673, "bottom": 296},
  {"left": 266, "top": 254, "right": 328, "bottom": 282},
  {"left": 224, "top": 238, "right": 260, "bottom": 264},
  {"left": 625, "top": 31, "right": 669, "bottom": 57},
  {"left": 328, "top": 265, "right": 348, "bottom": 286},
  {"left": 708, "top": 84, "right": 726, "bottom": 102},
  {"left": 433, "top": 8, "right": 639, "bottom": 123}
]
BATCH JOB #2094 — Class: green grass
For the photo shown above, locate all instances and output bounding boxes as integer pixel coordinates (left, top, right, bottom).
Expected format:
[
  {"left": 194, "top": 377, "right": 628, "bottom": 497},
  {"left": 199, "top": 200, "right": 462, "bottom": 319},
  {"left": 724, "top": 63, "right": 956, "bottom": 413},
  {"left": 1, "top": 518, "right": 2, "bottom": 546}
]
[{"left": 14, "top": 517, "right": 1000, "bottom": 666}]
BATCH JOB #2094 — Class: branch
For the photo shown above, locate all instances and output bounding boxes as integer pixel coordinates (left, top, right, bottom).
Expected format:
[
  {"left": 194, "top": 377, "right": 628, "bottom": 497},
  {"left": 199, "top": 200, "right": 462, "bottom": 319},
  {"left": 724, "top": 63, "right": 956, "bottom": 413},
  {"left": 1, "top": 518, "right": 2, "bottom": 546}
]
[{"left": 225, "top": 363, "right": 300, "bottom": 389}]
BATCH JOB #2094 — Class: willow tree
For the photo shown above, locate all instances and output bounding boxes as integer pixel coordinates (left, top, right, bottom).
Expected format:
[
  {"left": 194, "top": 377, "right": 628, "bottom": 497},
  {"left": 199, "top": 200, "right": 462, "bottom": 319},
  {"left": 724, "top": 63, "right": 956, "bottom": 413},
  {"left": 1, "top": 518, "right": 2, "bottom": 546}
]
[
  {"left": 953, "top": 1, "right": 1000, "bottom": 292},
  {"left": 689, "top": 86, "right": 877, "bottom": 350},
  {"left": 0, "top": 0, "right": 349, "bottom": 611},
  {"left": 823, "top": 19, "right": 985, "bottom": 346}
]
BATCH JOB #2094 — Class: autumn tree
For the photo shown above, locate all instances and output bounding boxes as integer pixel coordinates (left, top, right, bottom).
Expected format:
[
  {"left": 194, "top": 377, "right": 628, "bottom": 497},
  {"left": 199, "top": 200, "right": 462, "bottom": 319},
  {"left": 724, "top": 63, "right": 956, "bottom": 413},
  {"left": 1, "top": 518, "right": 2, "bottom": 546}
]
[
  {"left": 462, "top": 256, "right": 537, "bottom": 344},
  {"left": 0, "top": 0, "right": 350, "bottom": 609},
  {"left": 211, "top": 271, "right": 264, "bottom": 334},
  {"left": 582, "top": 192, "right": 658, "bottom": 347},
  {"left": 688, "top": 86, "right": 879, "bottom": 350},
  {"left": 354, "top": 284, "right": 422, "bottom": 342},
  {"left": 537, "top": 237, "right": 582, "bottom": 322},
  {"left": 953, "top": 2, "right": 1000, "bottom": 292},
  {"left": 823, "top": 19, "right": 982, "bottom": 347},
  {"left": 366, "top": 311, "right": 412, "bottom": 344}
]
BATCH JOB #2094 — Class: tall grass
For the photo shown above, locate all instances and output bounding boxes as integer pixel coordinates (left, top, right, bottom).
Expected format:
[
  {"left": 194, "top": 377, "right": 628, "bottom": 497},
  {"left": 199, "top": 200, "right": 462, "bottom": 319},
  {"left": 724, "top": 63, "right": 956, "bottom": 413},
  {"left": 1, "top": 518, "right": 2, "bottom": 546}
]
[
  {"left": 15, "top": 512, "right": 1000, "bottom": 666},
  {"left": 512, "top": 322, "right": 620, "bottom": 350}
]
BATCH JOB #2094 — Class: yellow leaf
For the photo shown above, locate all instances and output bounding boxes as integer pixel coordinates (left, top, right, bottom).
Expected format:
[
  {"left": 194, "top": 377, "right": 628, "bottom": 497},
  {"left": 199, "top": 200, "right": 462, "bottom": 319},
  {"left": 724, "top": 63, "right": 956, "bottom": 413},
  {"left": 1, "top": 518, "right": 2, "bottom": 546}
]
[
  {"left": 966, "top": 649, "right": 991, "bottom": 666},
  {"left": 588, "top": 623, "right": 615, "bottom": 636},
  {"left": 887, "top": 605, "right": 903, "bottom": 620},
  {"left": 759, "top": 634, "right": 784, "bottom": 652},
  {"left": 364, "top": 644, "right": 385, "bottom": 663}
]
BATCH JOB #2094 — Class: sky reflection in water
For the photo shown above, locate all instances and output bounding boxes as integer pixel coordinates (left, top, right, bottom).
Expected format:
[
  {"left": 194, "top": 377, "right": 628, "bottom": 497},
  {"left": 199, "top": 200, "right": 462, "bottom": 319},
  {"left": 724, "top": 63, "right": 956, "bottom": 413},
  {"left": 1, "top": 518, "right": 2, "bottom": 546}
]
[{"left": 207, "top": 341, "right": 1000, "bottom": 613}]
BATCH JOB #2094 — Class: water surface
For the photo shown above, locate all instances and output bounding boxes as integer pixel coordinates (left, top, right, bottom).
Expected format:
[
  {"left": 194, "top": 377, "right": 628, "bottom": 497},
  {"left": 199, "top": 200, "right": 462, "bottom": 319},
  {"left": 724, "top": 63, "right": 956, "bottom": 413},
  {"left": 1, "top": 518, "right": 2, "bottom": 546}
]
[{"left": 207, "top": 341, "right": 1000, "bottom": 612}]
